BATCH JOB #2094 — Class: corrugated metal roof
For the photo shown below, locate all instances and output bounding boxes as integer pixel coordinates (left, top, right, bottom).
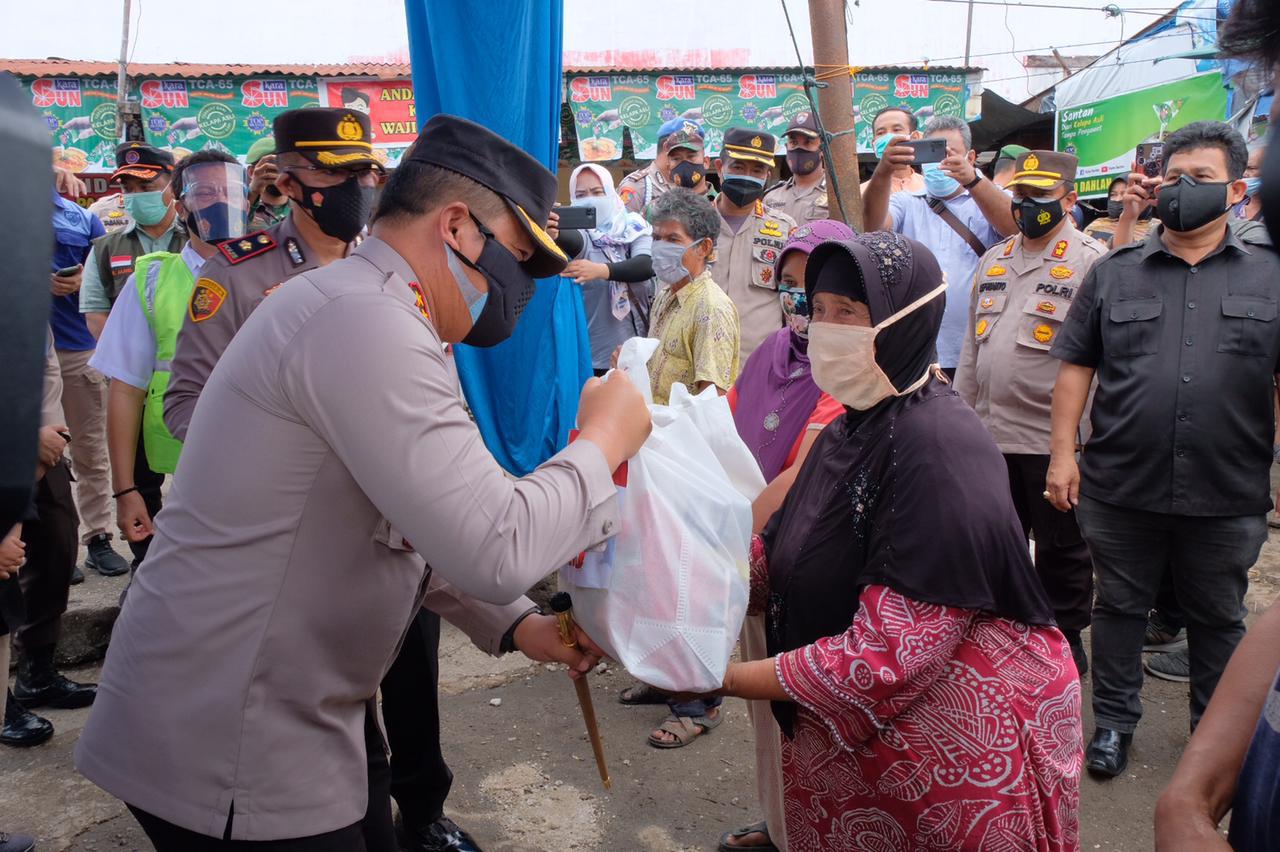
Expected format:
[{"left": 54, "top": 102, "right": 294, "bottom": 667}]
[
  {"left": 0, "top": 59, "right": 412, "bottom": 78},
  {"left": 4, "top": 58, "right": 979, "bottom": 79}
]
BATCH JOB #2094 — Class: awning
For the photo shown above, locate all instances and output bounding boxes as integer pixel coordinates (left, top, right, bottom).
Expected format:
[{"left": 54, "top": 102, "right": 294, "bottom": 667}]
[{"left": 969, "top": 89, "right": 1055, "bottom": 153}]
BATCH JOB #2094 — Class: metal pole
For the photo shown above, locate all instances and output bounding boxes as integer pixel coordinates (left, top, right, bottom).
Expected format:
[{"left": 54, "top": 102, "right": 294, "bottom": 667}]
[
  {"left": 963, "top": 0, "right": 975, "bottom": 67},
  {"left": 807, "top": 0, "right": 863, "bottom": 231},
  {"left": 116, "top": 0, "right": 131, "bottom": 139}
]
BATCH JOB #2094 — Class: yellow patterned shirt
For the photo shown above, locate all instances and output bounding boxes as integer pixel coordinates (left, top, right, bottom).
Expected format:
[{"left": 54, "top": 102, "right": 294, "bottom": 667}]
[{"left": 646, "top": 269, "right": 741, "bottom": 405}]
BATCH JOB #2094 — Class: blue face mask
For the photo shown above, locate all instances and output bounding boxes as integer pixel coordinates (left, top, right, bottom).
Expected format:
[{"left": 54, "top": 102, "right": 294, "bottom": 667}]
[
  {"left": 1244, "top": 176, "right": 1263, "bottom": 198},
  {"left": 445, "top": 246, "right": 489, "bottom": 322},
  {"left": 922, "top": 162, "right": 960, "bottom": 199},
  {"left": 874, "top": 134, "right": 893, "bottom": 160}
]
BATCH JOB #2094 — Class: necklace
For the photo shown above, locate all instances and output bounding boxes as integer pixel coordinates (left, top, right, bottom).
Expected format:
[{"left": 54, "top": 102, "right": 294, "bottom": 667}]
[{"left": 758, "top": 366, "right": 808, "bottom": 453}]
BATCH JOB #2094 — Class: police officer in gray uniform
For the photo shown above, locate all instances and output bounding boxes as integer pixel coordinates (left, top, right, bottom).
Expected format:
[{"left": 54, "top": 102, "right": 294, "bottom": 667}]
[
  {"left": 955, "top": 150, "right": 1105, "bottom": 675},
  {"left": 75, "top": 114, "right": 650, "bottom": 852}
]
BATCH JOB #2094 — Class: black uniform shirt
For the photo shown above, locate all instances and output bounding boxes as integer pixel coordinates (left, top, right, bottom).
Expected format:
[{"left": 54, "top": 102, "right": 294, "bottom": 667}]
[{"left": 1052, "top": 224, "right": 1280, "bottom": 516}]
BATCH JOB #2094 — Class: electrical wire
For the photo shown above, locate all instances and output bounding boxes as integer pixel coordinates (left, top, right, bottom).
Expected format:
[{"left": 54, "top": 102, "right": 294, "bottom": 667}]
[
  {"left": 126, "top": 0, "right": 143, "bottom": 68},
  {"left": 924, "top": 0, "right": 1219, "bottom": 23},
  {"left": 778, "top": 0, "right": 853, "bottom": 225}
]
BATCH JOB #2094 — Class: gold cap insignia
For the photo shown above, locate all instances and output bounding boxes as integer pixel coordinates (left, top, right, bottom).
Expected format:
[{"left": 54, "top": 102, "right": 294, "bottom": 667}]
[
  {"left": 751, "top": 135, "right": 763, "bottom": 148},
  {"left": 1024, "top": 153, "right": 1040, "bottom": 171},
  {"left": 337, "top": 114, "right": 364, "bottom": 142}
]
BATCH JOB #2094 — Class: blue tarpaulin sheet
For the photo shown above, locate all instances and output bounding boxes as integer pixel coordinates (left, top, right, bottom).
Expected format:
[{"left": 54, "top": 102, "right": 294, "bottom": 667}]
[{"left": 405, "top": 0, "right": 592, "bottom": 476}]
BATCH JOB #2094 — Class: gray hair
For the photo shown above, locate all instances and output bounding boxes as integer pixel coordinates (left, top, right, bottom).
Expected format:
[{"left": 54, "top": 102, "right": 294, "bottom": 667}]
[
  {"left": 649, "top": 189, "right": 721, "bottom": 243},
  {"left": 924, "top": 114, "right": 972, "bottom": 152}
]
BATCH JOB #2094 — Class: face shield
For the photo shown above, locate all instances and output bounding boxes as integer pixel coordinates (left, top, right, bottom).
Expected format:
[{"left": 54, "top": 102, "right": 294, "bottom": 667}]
[{"left": 181, "top": 162, "right": 250, "bottom": 244}]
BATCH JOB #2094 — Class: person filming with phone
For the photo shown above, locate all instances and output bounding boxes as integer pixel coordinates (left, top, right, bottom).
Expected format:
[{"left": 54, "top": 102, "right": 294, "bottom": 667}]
[
  {"left": 862, "top": 114, "right": 1019, "bottom": 379},
  {"left": 549, "top": 164, "right": 654, "bottom": 377}
]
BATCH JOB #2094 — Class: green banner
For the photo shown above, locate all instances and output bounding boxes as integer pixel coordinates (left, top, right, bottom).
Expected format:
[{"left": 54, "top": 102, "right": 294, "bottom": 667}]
[
  {"left": 1056, "top": 72, "right": 1228, "bottom": 198},
  {"left": 567, "top": 72, "right": 811, "bottom": 161},
  {"left": 851, "top": 71, "right": 972, "bottom": 152},
  {"left": 139, "top": 76, "right": 321, "bottom": 161},
  {"left": 30, "top": 77, "right": 124, "bottom": 173}
]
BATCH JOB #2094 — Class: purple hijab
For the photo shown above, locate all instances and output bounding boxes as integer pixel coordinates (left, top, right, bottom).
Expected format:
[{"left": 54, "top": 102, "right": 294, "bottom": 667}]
[{"left": 732, "top": 220, "right": 855, "bottom": 481}]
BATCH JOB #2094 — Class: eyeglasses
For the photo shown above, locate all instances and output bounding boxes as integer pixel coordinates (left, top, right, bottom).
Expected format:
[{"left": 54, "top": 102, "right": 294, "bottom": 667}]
[
  {"left": 286, "top": 165, "right": 382, "bottom": 188},
  {"left": 182, "top": 182, "right": 250, "bottom": 205}
]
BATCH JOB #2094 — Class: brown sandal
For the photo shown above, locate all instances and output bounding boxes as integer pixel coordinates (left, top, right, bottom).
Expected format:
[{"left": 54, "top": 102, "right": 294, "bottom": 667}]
[
  {"left": 647, "top": 711, "right": 722, "bottom": 749},
  {"left": 618, "top": 683, "right": 669, "bottom": 705}
]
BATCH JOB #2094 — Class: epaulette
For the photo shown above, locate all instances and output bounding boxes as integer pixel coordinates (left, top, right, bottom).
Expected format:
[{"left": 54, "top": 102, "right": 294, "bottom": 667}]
[{"left": 218, "top": 231, "right": 278, "bottom": 265}]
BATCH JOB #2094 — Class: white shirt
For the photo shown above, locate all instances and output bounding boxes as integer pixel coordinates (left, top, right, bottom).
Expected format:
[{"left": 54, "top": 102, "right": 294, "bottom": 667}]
[{"left": 90, "top": 242, "right": 207, "bottom": 389}]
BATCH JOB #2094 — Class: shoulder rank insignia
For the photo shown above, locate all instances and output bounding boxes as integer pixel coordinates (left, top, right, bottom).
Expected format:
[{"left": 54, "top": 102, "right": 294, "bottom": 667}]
[
  {"left": 1002, "top": 238, "right": 1016, "bottom": 257},
  {"left": 1049, "top": 265, "right": 1073, "bottom": 280},
  {"left": 285, "top": 237, "right": 306, "bottom": 268},
  {"left": 218, "top": 230, "right": 277, "bottom": 264},
  {"left": 1051, "top": 240, "right": 1068, "bottom": 259},
  {"left": 189, "top": 278, "right": 227, "bottom": 323},
  {"left": 986, "top": 265, "right": 1006, "bottom": 277},
  {"left": 406, "top": 280, "right": 431, "bottom": 321},
  {"left": 816, "top": 192, "right": 828, "bottom": 208}
]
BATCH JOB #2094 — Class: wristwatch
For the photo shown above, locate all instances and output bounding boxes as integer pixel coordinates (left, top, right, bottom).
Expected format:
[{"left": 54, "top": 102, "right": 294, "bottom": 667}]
[{"left": 963, "top": 172, "right": 984, "bottom": 190}]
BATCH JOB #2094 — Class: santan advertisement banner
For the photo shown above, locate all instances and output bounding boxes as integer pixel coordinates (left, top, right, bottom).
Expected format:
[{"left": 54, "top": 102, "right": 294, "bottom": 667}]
[{"left": 1056, "top": 72, "right": 1228, "bottom": 198}]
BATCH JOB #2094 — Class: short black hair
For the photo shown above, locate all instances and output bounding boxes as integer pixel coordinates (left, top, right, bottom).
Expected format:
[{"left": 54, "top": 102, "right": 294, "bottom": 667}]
[
  {"left": 1108, "top": 176, "right": 1128, "bottom": 192},
  {"left": 1163, "top": 120, "right": 1249, "bottom": 180},
  {"left": 342, "top": 87, "right": 371, "bottom": 107},
  {"left": 1221, "top": 0, "right": 1280, "bottom": 72},
  {"left": 873, "top": 105, "right": 918, "bottom": 133},
  {"left": 172, "top": 149, "right": 239, "bottom": 197},
  {"left": 373, "top": 160, "right": 508, "bottom": 226}
]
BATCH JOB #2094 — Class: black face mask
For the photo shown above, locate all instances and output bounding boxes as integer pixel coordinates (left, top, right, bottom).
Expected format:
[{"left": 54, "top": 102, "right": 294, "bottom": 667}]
[
  {"left": 1106, "top": 200, "right": 1125, "bottom": 220},
  {"left": 184, "top": 202, "right": 247, "bottom": 245},
  {"left": 1157, "top": 175, "right": 1231, "bottom": 232},
  {"left": 669, "top": 160, "right": 706, "bottom": 189},
  {"left": 291, "top": 172, "right": 374, "bottom": 243},
  {"left": 1012, "top": 195, "right": 1067, "bottom": 239},
  {"left": 786, "top": 148, "right": 823, "bottom": 177},
  {"left": 1262, "top": 140, "right": 1280, "bottom": 247},
  {"left": 451, "top": 215, "right": 537, "bottom": 348},
  {"left": 720, "top": 175, "right": 767, "bottom": 208}
]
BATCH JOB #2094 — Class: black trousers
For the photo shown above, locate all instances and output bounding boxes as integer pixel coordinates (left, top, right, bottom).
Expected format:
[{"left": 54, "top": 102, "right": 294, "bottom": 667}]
[
  {"left": 14, "top": 462, "right": 78, "bottom": 658},
  {"left": 1076, "top": 495, "right": 1267, "bottom": 732},
  {"left": 128, "top": 432, "right": 166, "bottom": 568},
  {"left": 1004, "top": 454, "right": 1094, "bottom": 633},
  {"left": 129, "top": 709, "right": 397, "bottom": 851},
  {"left": 379, "top": 608, "right": 452, "bottom": 830}
]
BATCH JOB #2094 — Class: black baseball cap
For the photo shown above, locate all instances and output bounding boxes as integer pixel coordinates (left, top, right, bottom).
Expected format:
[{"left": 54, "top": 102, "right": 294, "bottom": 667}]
[
  {"left": 406, "top": 114, "right": 568, "bottom": 279},
  {"left": 274, "top": 107, "right": 381, "bottom": 170},
  {"left": 785, "top": 111, "right": 820, "bottom": 139},
  {"left": 110, "top": 142, "right": 174, "bottom": 182}
]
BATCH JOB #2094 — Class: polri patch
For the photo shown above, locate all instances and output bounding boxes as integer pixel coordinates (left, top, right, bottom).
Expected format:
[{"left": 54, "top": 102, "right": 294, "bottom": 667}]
[{"left": 189, "top": 278, "right": 227, "bottom": 323}]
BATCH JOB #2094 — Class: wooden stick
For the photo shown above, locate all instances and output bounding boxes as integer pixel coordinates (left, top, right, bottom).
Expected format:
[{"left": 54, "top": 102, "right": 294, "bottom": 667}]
[{"left": 550, "top": 592, "right": 612, "bottom": 791}]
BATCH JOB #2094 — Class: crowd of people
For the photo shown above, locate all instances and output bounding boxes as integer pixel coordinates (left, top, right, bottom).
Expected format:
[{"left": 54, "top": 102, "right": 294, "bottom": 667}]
[{"left": 3, "top": 2, "right": 1280, "bottom": 849}]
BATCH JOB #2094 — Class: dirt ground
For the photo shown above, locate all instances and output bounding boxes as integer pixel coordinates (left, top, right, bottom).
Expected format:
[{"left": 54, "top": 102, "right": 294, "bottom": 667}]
[{"left": 5, "top": 531, "right": 1280, "bottom": 851}]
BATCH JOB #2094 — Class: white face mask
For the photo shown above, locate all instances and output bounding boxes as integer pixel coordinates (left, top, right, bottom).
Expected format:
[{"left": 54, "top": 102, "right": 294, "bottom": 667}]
[
  {"left": 807, "top": 280, "right": 947, "bottom": 410},
  {"left": 651, "top": 239, "right": 699, "bottom": 284}
]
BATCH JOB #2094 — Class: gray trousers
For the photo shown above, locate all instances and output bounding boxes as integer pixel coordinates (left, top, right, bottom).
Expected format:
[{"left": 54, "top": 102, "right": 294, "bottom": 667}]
[{"left": 1076, "top": 495, "right": 1267, "bottom": 733}]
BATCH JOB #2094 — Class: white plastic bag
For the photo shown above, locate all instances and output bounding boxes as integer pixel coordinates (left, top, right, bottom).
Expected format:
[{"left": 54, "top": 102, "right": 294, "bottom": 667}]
[{"left": 560, "top": 341, "right": 765, "bottom": 693}]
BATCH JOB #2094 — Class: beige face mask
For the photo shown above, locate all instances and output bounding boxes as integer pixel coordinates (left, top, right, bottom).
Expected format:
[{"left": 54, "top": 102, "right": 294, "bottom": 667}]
[{"left": 807, "top": 280, "right": 947, "bottom": 410}]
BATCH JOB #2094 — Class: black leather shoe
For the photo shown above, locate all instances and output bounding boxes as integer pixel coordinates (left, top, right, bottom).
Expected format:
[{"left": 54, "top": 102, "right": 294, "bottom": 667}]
[
  {"left": 14, "top": 650, "right": 96, "bottom": 710},
  {"left": 406, "top": 817, "right": 483, "bottom": 852},
  {"left": 1, "top": 691, "right": 54, "bottom": 748},
  {"left": 0, "top": 830, "right": 36, "bottom": 852},
  {"left": 1085, "top": 727, "right": 1132, "bottom": 778},
  {"left": 69, "top": 562, "right": 84, "bottom": 585},
  {"left": 84, "top": 534, "right": 129, "bottom": 577}
]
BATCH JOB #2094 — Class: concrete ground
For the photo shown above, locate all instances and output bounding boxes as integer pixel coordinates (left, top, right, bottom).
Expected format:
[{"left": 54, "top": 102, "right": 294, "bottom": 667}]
[{"left": 4, "top": 530, "right": 1280, "bottom": 851}]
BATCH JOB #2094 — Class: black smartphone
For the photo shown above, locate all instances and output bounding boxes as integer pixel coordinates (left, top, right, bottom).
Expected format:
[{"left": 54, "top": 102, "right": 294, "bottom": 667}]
[
  {"left": 556, "top": 205, "right": 598, "bottom": 231},
  {"left": 1136, "top": 142, "right": 1164, "bottom": 178},
  {"left": 55, "top": 264, "right": 82, "bottom": 277},
  {"left": 903, "top": 138, "right": 948, "bottom": 164}
]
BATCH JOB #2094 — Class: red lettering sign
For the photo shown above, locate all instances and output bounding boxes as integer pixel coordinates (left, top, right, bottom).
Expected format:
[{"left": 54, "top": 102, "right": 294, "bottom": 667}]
[
  {"left": 738, "top": 74, "right": 777, "bottom": 100},
  {"left": 240, "top": 79, "right": 289, "bottom": 109},
  {"left": 32, "top": 78, "right": 82, "bottom": 108},
  {"left": 568, "top": 76, "right": 613, "bottom": 103},
  {"left": 655, "top": 74, "right": 696, "bottom": 101},
  {"left": 140, "top": 80, "right": 190, "bottom": 109},
  {"left": 893, "top": 74, "right": 930, "bottom": 100}
]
